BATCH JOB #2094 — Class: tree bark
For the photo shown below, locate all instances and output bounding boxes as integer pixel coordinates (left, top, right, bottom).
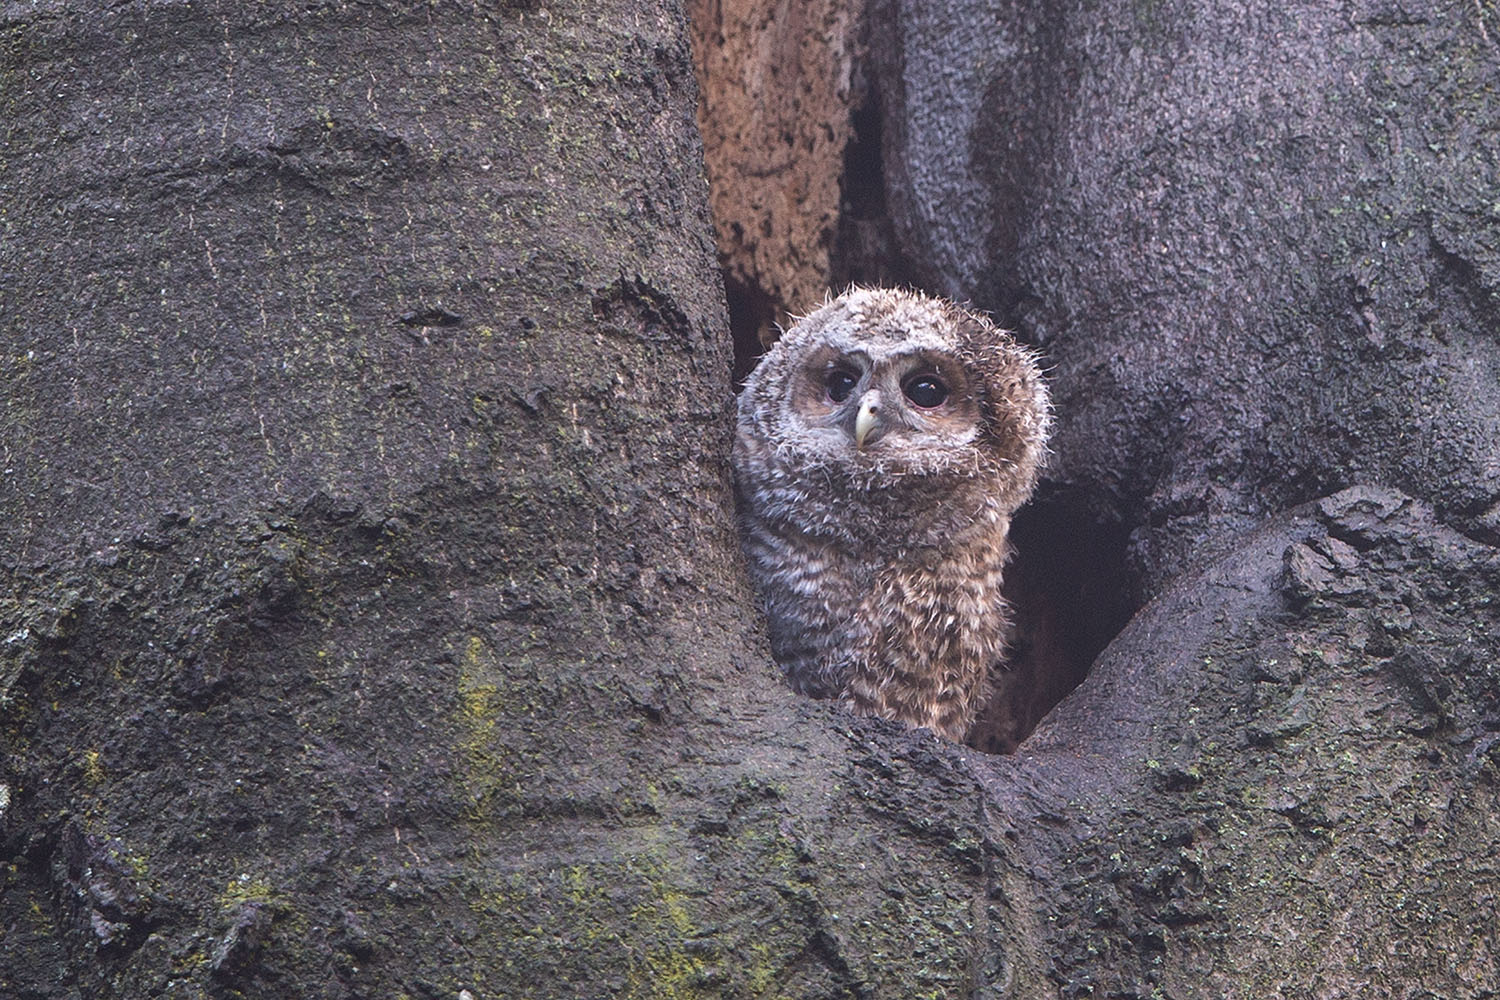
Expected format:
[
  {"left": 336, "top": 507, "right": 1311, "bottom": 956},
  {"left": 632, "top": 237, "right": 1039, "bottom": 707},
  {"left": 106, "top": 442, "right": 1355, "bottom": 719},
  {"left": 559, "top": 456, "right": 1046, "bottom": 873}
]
[
  {"left": 867, "top": 0, "right": 1500, "bottom": 595},
  {"left": 861, "top": 0, "right": 1500, "bottom": 993},
  {"left": 1, "top": 2, "right": 767, "bottom": 996},
  {"left": 1008, "top": 485, "right": 1500, "bottom": 996},
  {"left": 5, "top": 2, "right": 1499, "bottom": 999}
]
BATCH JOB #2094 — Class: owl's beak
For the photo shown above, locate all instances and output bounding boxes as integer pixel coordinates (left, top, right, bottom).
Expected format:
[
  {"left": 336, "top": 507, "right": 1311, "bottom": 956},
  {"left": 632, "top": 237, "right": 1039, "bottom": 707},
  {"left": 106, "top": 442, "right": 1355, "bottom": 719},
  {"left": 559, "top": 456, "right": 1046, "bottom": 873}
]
[{"left": 853, "top": 390, "right": 884, "bottom": 450}]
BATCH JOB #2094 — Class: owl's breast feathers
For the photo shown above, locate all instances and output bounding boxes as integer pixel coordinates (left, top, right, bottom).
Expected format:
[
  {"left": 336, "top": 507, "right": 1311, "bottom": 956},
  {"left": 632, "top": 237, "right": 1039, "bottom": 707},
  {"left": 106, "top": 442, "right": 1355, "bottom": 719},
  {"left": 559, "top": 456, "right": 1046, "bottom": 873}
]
[
  {"left": 843, "top": 536, "right": 1011, "bottom": 740},
  {"left": 740, "top": 489, "right": 1013, "bottom": 740}
]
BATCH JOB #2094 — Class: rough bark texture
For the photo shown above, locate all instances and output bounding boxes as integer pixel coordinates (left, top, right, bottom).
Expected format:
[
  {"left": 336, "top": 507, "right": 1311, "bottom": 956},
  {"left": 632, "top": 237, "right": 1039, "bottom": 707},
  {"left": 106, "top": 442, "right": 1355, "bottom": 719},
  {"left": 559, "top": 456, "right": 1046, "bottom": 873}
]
[
  {"left": 866, "top": 0, "right": 1500, "bottom": 596},
  {"left": 863, "top": 0, "right": 1500, "bottom": 992},
  {"left": 6, "top": 1, "right": 1500, "bottom": 999},
  {"left": 1007, "top": 486, "right": 1500, "bottom": 995},
  {"left": 687, "top": 0, "right": 865, "bottom": 367},
  {"left": 1, "top": 2, "right": 764, "bottom": 996}
]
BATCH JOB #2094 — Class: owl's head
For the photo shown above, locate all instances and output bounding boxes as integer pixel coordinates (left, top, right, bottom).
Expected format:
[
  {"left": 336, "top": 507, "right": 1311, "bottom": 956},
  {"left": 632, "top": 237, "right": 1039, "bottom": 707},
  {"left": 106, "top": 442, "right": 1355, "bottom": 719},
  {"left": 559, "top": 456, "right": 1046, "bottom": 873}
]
[{"left": 736, "top": 288, "right": 1050, "bottom": 510}]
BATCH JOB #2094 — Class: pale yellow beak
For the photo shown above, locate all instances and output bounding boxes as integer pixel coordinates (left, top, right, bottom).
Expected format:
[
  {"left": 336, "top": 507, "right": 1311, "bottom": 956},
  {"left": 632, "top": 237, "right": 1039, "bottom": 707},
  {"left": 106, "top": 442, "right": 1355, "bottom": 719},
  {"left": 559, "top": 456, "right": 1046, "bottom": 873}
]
[{"left": 854, "top": 390, "right": 882, "bottom": 450}]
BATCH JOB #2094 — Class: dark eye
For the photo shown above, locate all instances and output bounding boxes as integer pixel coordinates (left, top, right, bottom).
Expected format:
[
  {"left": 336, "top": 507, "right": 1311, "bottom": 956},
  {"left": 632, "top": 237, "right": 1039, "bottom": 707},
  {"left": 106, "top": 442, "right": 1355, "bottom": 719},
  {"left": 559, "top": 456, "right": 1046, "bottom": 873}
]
[
  {"left": 825, "top": 368, "right": 858, "bottom": 403},
  {"left": 902, "top": 374, "right": 949, "bottom": 409}
]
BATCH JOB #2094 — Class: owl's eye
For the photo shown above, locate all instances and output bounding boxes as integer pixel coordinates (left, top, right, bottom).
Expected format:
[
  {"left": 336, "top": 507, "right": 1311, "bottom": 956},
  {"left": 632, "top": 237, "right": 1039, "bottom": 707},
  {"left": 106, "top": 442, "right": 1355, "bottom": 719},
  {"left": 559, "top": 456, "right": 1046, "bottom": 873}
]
[
  {"left": 902, "top": 374, "right": 949, "bottom": 408},
  {"left": 825, "top": 368, "right": 859, "bottom": 403}
]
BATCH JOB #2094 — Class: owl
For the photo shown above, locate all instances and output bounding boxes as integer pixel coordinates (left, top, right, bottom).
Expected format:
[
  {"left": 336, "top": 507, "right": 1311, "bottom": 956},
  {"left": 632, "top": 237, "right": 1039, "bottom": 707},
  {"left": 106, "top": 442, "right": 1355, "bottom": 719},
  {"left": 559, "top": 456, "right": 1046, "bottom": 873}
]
[{"left": 733, "top": 287, "right": 1051, "bottom": 742}]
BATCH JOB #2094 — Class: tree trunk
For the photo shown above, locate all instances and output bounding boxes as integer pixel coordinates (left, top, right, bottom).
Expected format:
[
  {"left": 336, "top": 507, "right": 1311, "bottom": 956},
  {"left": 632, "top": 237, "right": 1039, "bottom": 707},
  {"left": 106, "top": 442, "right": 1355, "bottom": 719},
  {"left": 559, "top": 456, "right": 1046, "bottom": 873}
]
[
  {"left": 863, "top": 0, "right": 1500, "bottom": 993},
  {"left": 5, "top": 2, "right": 1499, "bottom": 1000},
  {"left": 1, "top": 2, "right": 761, "bottom": 996},
  {"left": 866, "top": 0, "right": 1500, "bottom": 595},
  {"left": 1008, "top": 485, "right": 1500, "bottom": 996}
]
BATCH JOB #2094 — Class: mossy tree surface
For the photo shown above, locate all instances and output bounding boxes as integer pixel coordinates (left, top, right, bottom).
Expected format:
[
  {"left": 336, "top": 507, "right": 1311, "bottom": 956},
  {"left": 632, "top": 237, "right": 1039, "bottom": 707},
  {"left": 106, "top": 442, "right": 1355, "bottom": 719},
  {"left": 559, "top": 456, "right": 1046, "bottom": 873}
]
[
  {"left": 0, "top": 2, "right": 995, "bottom": 996},
  {"left": 0, "top": 1, "right": 1049, "bottom": 997},
  {"left": 5, "top": 3, "right": 1500, "bottom": 1000}
]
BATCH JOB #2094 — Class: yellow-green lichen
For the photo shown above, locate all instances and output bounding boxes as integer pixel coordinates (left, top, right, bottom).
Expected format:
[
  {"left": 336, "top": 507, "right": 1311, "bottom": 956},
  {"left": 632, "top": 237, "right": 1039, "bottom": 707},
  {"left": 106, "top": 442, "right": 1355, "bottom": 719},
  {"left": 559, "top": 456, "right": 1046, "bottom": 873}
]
[{"left": 82, "top": 748, "right": 105, "bottom": 786}]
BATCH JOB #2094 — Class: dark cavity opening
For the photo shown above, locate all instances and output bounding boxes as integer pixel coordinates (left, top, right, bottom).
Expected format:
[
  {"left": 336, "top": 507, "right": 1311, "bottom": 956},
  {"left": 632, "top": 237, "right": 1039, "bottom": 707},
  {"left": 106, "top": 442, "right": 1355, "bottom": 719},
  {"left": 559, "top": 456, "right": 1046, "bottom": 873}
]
[
  {"left": 726, "top": 270, "right": 776, "bottom": 387},
  {"left": 967, "top": 488, "right": 1139, "bottom": 754},
  {"left": 831, "top": 85, "right": 915, "bottom": 292}
]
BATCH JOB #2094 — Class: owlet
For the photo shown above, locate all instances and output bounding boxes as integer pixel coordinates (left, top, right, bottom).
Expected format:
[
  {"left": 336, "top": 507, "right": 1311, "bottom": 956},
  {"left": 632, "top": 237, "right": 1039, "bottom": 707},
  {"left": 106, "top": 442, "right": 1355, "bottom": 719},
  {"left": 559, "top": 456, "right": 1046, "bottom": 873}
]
[{"left": 733, "top": 287, "right": 1051, "bottom": 742}]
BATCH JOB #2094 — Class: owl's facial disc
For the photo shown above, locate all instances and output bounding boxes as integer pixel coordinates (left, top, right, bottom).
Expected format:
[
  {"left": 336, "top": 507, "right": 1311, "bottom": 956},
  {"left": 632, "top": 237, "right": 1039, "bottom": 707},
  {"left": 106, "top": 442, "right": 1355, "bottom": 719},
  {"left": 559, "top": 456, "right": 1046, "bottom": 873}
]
[{"left": 789, "top": 342, "right": 982, "bottom": 471}]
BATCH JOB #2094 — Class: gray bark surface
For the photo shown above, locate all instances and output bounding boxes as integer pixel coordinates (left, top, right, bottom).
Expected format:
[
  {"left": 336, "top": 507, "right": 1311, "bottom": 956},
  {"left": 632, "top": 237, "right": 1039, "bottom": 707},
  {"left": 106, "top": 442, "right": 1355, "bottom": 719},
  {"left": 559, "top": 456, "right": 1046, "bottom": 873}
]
[
  {"left": 4, "top": 1, "right": 1498, "bottom": 998},
  {"left": 861, "top": 0, "right": 1500, "bottom": 993},
  {"left": 1008, "top": 486, "right": 1500, "bottom": 995},
  {"left": 1, "top": 2, "right": 764, "bottom": 996},
  {"left": 870, "top": 0, "right": 1500, "bottom": 593}
]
